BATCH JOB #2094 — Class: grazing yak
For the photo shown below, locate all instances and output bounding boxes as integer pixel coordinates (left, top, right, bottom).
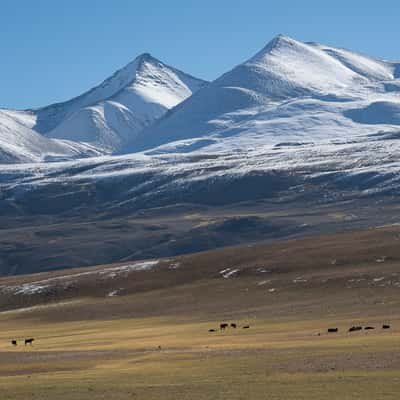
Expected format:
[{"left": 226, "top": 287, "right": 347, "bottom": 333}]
[
  {"left": 327, "top": 328, "right": 338, "bottom": 333},
  {"left": 11, "top": 340, "right": 17, "bottom": 346},
  {"left": 25, "top": 338, "right": 35, "bottom": 346},
  {"left": 220, "top": 323, "right": 229, "bottom": 331},
  {"left": 364, "top": 326, "right": 375, "bottom": 330},
  {"left": 348, "top": 326, "right": 362, "bottom": 332},
  {"left": 242, "top": 325, "right": 250, "bottom": 329},
  {"left": 230, "top": 323, "right": 237, "bottom": 329},
  {"left": 209, "top": 329, "right": 216, "bottom": 332},
  {"left": 382, "top": 324, "right": 391, "bottom": 329}
]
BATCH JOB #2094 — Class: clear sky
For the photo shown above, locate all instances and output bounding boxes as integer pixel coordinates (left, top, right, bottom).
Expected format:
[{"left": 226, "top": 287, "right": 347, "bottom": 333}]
[{"left": 1, "top": 0, "right": 399, "bottom": 109}]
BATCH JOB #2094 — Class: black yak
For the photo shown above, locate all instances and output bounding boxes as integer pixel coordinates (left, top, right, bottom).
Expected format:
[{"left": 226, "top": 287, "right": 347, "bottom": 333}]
[
  {"left": 220, "top": 323, "right": 229, "bottom": 331},
  {"left": 348, "top": 326, "right": 362, "bottom": 332}
]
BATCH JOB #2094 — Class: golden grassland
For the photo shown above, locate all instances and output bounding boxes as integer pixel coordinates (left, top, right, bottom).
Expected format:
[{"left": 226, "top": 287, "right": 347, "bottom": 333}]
[
  {"left": 2, "top": 226, "right": 400, "bottom": 398},
  {"left": 1, "top": 300, "right": 400, "bottom": 399}
]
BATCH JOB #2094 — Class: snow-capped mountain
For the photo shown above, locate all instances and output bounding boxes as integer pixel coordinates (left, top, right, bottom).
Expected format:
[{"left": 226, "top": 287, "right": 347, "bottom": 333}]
[
  {"left": 0, "top": 109, "right": 101, "bottom": 163},
  {"left": 124, "top": 34, "right": 400, "bottom": 154},
  {"left": 2, "top": 34, "right": 400, "bottom": 207},
  {"left": 34, "top": 53, "right": 206, "bottom": 151},
  {"left": 0, "top": 54, "right": 206, "bottom": 163},
  {"left": 2, "top": 34, "right": 400, "bottom": 274},
  {"left": 3, "top": 35, "right": 400, "bottom": 164}
]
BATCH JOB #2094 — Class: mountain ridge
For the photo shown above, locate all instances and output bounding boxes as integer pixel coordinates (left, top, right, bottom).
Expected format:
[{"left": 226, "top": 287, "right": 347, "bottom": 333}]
[
  {"left": 2, "top": 35, "right": 400, "bottom": 274},
  {"left": 0, "top": 54, "right": 207, "bottom": 162},
  {"left": 122, "top": 34, "right": 400, "bottom": 154},
  {"left": 1, "top": 34, "right": 400, "bottom": 163},
  {"left": 34, "top": 53, "right": 207, "bottom": 150}
]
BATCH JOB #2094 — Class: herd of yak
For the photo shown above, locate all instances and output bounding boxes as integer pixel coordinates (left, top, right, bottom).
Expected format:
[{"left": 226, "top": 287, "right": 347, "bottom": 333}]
[
  {"left": 208, "top": 323, "right": 250, "bottom": 332},
  {"left": 208, "top": 323, "right": 392, "bottom": 334},
  {"left": 10, "top": 338, "right": 34, "bottom": 346},
  {"left": 326, "top": 324, "right": 391, "bottom": 334},
  {"left": 9, "top": 324, "right": 392, "bottom": 347}
]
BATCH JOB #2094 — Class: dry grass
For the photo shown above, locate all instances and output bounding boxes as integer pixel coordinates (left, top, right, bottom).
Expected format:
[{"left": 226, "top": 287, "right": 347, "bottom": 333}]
[
  {"left": 1, "top": 304, "right": 400, "bottom": 399},
  {"left": 2, "top": 226, "right": 400, "bottom": 398}
]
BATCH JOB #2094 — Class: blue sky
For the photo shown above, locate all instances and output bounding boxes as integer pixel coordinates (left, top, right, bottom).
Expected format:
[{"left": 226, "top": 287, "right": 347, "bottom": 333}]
[{"left": 1, "top": 0, "right": 399, "bottom": 109}]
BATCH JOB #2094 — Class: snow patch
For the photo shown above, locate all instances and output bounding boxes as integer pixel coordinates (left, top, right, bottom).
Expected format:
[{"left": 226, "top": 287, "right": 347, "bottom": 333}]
[
  {"left": 219, "top": 268, "right": 240, "bottom": 279},
  {"left": 0, "top": 260, "right": 159, "bottom": 296},
  {"left": 293, "top": 277, "right": 308, "bottom": 283}
]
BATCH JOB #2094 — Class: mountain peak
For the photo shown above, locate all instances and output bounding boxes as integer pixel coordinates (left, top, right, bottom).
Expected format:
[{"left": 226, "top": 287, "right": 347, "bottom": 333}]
[
  {"left": 246, "top": 34, "right": 303, "bottom": 65},
  {"left": 118, "top": 52, "right": 160, "bottom": 77},
  {"left": 272, "top": 33, "right": 293, "bottom": 42},
  {"left": 261, "top": 34, "right": 300, "bottom": 53},
  {"left": 135, "top": 52, "right": 159, "bottom": 66},
  {"left": 32, "top": 51, "right": 206, "bottom": 152},
  {"left": 137, "top": 52, "right": 152, "bottom": 59}
]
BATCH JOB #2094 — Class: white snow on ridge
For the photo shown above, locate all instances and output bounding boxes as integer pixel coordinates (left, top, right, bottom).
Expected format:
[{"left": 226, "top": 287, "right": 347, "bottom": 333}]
[
  {"left": 125, "top": 35, "right": 400, "bottom": 154},
  {"left": 0, "top": 54, "right": 206, "bottom": 163},
  {"left": 1, "top": 33, "right": 400, "bottom": 202},
  {"left": 2, "top": 128, "right": 400, "bottom": 207},
  {"left": 100, "top": 261, "right": 159, "bottom": 277},
  {"left": 248, "top": 35, "right": 362, "bottom": 94},
  {"left": 0, "top": 109, "right": 101, "bottom": 163},
  {"left": 308, "top": 42, "right": 397, "bottom": 81},
  {"left": 0, "top": 260, "right": 159, "bottom": 296},
  {"left": 37, "top": 54, "right": 206, "bottom": 152},
  {"left": 220, "top": 268, "right": 240, "bottom": 278}
]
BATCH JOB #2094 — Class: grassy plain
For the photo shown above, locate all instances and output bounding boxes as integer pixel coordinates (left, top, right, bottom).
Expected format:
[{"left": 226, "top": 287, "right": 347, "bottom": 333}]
[{"left": 1, "top": 226, "right": 400, "bottom": 399}]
